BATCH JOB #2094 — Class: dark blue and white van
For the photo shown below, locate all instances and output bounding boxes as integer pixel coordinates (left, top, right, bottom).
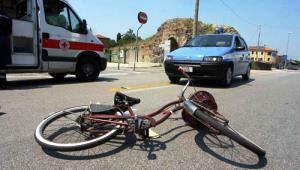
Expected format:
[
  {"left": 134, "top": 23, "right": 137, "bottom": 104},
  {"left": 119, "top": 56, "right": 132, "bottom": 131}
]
[{"left": 164, "top": 33, "right": 251, "bottom": 86}]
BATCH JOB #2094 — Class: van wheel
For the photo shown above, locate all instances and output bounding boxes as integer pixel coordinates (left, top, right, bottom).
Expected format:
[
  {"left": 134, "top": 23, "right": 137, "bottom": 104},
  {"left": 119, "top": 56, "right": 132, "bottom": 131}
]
[
  {"left": 168, "top": 76, "right": 180, "bottom": 84},
  {"left": 242, "top": 65, "right": 251, "bottom": 80},
  {"left": 49, "top": 73, "right": 67, "bottom": 80},
  {"left": 221, "top": 67, "right": 232, "bottom": 86},
  {"left": 76, "top": 58, "right": 100, "bottom": 82}
]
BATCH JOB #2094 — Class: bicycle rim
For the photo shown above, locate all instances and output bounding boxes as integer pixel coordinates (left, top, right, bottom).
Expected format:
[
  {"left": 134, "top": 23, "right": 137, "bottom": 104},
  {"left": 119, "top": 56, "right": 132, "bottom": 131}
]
[{"left": 35, "top": 106, "right": 122, "bottom": 151}]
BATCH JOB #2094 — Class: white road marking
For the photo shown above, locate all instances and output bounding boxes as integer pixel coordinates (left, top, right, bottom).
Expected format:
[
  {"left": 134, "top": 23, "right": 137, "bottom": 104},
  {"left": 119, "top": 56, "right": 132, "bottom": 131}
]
[
  {"left": 7, "top": 72, "right": 133, "bottom": 79},
  {"left": 100, "top": 73, "right": 129, "bottom": 77},
  {"left": 7, "top": 75, "right": 51, "bottom": 78}
]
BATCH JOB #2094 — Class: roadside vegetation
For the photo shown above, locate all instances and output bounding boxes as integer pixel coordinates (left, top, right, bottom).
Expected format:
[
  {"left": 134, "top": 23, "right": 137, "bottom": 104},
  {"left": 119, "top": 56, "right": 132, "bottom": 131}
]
[{"left": 108, "top": 29, "right": 142, "bottom": 48}]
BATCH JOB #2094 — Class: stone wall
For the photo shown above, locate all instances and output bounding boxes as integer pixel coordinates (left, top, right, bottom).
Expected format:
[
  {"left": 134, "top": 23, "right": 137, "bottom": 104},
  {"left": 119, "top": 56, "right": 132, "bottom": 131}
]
[{"left": 110, "top": 18, "right": 238, "bottom": 63}]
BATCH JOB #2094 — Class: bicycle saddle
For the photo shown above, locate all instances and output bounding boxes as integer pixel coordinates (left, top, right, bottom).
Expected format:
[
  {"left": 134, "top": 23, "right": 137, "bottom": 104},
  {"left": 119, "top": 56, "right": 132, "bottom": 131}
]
[{"left": 114, "top": 92, "right": 141, "bottom": 106}]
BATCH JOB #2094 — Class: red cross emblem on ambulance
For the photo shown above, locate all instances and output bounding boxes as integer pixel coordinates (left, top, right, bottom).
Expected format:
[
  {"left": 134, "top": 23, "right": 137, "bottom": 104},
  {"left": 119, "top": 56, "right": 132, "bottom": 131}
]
[{"left": 59, "top": 39, "right": 70, "bottom": 50}]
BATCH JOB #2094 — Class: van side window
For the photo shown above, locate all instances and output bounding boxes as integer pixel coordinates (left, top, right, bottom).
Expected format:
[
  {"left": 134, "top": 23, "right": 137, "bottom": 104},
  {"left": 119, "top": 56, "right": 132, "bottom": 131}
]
[
  {"left": 1, "top": 0, "right": 32, "bottom": 21},
  {"left": 44, "top": 0, "right": 70, "bottom": 30},
  {"left": 69, "top": 9, "right": 81, "bottom": 33},
  {"left": 44, "top": 0, "right": 83, "bottom": 34},
  {"left": 16, "top": 1, "right": 27, "bottom": 19}
]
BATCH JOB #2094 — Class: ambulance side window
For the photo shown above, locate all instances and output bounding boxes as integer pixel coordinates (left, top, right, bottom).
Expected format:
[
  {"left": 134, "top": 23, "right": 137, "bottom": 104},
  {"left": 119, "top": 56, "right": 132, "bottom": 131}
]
[
  {"left": 44, "top": 0, "right": 70, "bottom": 30},
  {"left": 69, "top": 9, "right": 81, "bottom": 34}
]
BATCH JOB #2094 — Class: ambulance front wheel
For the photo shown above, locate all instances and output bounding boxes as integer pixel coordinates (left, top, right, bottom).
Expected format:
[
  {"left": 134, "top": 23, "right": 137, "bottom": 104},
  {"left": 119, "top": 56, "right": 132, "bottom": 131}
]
[{"left": 76, "top": 58, "right": 100, "bottom": 82}]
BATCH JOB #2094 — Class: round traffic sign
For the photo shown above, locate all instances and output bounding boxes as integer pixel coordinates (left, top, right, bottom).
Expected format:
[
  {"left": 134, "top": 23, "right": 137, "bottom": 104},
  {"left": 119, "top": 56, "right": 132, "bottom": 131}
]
[{"left": 138, "top": 12, "right": 148, "bottom": 24}]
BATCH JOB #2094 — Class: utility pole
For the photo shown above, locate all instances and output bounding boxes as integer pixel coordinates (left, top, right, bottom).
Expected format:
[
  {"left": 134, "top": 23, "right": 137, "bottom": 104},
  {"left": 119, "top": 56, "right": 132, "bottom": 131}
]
[
  {"left": 256, "top": 25, "right": 261, "bottom": 60},
  {"left": 193, "top": 0, "right": 200, "bottom": 37},
  {"left": 286, "top": 32, "right": 293, "bottom": 58},
  {"left": 284, "top": 32, "right": 293, "bottom": 68}
]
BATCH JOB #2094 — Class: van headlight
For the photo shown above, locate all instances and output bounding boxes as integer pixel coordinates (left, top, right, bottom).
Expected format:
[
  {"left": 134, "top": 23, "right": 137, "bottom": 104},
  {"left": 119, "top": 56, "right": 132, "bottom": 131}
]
[
  {"left": 203, "top": 56, "right": 223, "bottom": 62},
  {"left": 165, "top": 55, "right": 173, "bottom": 61}
]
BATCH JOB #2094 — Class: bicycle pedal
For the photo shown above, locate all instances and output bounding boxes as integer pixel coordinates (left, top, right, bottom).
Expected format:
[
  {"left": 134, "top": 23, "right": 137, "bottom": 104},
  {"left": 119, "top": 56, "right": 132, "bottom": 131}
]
[{"left": 148, "top": 129, "right": 160, "bottom": 139}]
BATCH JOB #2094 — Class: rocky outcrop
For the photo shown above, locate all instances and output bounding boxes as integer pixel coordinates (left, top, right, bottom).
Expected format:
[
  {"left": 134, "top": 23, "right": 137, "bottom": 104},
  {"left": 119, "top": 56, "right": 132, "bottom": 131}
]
[{"left": 111, "top": 18, "right": 239, "bottom": 63}]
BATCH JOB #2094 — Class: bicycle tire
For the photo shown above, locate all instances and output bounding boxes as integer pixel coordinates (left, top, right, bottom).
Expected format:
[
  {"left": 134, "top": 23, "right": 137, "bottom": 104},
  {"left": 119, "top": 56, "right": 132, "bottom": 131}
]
[
  {"left": 35, "top": 106, "right": 123, "bottom": 151},
  {"left": 193, "top": 109, "right": 266, "bottom": 156}
]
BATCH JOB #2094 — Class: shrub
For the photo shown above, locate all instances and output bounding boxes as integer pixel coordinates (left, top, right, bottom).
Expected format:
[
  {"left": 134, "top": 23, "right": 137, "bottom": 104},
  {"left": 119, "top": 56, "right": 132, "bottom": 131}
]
[{"left": 251, "top": 62, "right": 272, "bottom": 70}]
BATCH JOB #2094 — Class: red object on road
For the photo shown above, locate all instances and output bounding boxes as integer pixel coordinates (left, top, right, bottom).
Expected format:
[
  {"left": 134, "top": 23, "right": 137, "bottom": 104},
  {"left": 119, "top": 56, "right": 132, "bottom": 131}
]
[{"left": 138, "top": 12, "right": 148, "bottom": 24}]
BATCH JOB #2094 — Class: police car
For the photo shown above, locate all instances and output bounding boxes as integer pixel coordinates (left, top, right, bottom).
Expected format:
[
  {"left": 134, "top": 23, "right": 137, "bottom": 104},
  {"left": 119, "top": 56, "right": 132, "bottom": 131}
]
[{"left": 164, "top": 32, "right": 251, "bottom": 86}]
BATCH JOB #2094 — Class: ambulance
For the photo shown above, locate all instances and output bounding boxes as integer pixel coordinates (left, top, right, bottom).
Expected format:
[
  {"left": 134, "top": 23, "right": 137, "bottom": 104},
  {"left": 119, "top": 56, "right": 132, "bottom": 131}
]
[{"left": 1, "top": 0, "right": 107, "bottom": 81}]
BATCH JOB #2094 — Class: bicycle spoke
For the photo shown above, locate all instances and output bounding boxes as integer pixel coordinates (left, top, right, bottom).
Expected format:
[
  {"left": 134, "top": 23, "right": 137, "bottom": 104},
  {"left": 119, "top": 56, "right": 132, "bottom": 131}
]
[
  {"left": 73, "top": 128, "right": 90, "bottom": 138},
  {"left": 60, "top": 130, "right": 78, "bottom": 143}
]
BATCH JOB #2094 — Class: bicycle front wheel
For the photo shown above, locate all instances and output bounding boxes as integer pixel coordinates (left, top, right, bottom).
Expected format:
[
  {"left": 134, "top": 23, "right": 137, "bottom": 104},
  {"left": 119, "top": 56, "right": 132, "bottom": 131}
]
[
  {"left": 193, "top": 109, "right": 266, "bottom": 156},
  {"left": 35, "top": 106, "right": 123, "bottom": 151}
]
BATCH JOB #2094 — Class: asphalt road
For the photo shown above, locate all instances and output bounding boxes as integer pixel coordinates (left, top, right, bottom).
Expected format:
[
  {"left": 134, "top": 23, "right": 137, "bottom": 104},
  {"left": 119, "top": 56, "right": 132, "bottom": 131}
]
[{"left": 0, "top": 68, "right": 299, "bottom": 170}]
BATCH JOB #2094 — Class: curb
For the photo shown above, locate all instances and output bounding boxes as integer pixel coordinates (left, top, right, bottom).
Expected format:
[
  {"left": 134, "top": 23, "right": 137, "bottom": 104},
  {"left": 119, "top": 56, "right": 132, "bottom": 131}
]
[{"left": 107, "top": 62, "right": 162, "bottom": 68}]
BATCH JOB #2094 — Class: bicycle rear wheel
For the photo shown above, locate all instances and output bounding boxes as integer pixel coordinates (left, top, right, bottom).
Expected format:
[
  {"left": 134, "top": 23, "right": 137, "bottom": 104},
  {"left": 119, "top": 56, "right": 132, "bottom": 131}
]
[
  {"left": 193, "top": 108, "right": 266, "bottom": 156},
  {"left": 35, "top": 106, "right": 123, "bottom": 151}
]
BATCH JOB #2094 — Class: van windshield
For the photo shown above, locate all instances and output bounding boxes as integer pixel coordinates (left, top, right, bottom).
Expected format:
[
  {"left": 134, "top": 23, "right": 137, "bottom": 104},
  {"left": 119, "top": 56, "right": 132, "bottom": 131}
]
[{"left": 184, "top": 35, "right": 233, "bottom": 47}]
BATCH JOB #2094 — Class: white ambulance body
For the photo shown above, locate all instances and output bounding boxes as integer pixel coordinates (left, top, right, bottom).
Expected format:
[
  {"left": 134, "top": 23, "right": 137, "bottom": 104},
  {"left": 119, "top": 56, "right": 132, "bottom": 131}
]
[{"left": 1, "top": 0, "right": 107, "bottom": 81}]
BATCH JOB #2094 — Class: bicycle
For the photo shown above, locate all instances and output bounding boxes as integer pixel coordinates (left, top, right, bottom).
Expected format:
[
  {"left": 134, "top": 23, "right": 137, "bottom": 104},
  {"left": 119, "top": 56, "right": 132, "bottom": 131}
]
[{"left": 35, "top": 67, "right": 266, "bottom": 156}]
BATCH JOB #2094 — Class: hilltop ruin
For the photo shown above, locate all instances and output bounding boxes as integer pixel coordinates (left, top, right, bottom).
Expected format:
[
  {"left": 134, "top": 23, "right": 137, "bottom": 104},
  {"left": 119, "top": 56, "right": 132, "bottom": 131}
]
[{"left": 110, "top": 18, "right": 238, "bottom": 63}]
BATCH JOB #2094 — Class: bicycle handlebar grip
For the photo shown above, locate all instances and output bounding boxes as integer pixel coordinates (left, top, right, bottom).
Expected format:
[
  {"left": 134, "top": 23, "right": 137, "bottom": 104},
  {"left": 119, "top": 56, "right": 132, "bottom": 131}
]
[
  {"left": 178, "top": 67, "right": 184, "bottom": 74},
  {"left": 178, "top": 67, "right": 191, "bottom": 79}
]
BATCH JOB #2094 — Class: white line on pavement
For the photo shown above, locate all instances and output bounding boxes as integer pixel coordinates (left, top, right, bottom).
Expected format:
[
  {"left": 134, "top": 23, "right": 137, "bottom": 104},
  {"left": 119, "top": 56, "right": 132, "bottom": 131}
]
[
  {"left": 101, "top": 73, "right": 129, "bottom": 77},
  {"left": 7, "top": 75, "right": 51, "bottom": 78},
  {"left": 7, "top": 72, "right": 134, "bottom": 80}
]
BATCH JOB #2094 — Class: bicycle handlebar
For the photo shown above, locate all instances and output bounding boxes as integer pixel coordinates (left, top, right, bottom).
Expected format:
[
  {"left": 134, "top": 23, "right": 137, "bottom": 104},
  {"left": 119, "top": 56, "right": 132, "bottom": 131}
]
[
  {"left": 178, "top": 67, "right": 192, "bottom": 98},
  {"left": 178, "top": 67, "right": 191, "bottom": 79}
]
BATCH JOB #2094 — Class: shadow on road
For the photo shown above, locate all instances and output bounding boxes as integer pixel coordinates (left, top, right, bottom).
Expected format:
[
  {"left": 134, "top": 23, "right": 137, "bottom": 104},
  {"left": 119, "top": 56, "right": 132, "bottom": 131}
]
[
  {"left": 0, "top": 112, "right": 7, "bottom": 116},
  {"left": 194, "top": 131, "right": 268, "bottom": 169},
  {"left": 178, "top": 77, "right": 255, "bottom": 89},
  {"left": 133, "top": 124, "right": 194, "bottom": 160},
  {"left": 6, "top": 77, "right": 118, "bottom": 90},
  {"left": 43, "top": 133, "right": 137, "bottom": 160},
  {"left": 42, "top": 123, "right": 267, "bottom": 169},
  {"left": 42, "top": 124, "right": 193, "bottom": 161}
]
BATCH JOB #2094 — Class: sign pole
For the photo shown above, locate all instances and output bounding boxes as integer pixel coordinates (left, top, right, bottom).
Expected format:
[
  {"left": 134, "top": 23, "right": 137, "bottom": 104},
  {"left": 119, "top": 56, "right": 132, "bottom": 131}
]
[
  {"left": 118, "top": 46, "right": 120, "bottom": 70},
  {"left": 134, "top": 24, "right": 143, "bottom": 72},
  {"left": 134, "top": 11, "right": 148, "bottom": 71}
]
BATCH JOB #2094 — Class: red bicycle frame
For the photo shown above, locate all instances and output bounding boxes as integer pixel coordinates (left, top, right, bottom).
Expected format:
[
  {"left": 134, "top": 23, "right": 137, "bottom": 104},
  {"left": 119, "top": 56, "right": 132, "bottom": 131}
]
[
  {"left": 82, "top": 98, "right": 184, "bottom": 131},
  {"left": 81, "top": 67, "right": 192, "bottom": 132}
]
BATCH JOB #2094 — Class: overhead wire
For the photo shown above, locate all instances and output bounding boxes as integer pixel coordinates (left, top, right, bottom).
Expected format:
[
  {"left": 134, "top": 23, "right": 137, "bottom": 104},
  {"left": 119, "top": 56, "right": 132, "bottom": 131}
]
[
  {"left": 218, "top": 0, "right": 300, "bottom": 30},
  {"left": 218, "top": 0, "right": 257, "bottom": 27},
  {"left": 248, "top": 27, "right": 259, "bottom": 45},
  {"left": 217, "top": 0, "right": 299, "bottom": 56}
]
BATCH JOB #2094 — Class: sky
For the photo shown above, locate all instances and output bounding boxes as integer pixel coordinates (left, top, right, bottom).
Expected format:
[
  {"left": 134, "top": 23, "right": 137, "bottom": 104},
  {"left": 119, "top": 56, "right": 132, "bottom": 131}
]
[{"left": 68, "top": 0, "right": 300, "bottom": 60}]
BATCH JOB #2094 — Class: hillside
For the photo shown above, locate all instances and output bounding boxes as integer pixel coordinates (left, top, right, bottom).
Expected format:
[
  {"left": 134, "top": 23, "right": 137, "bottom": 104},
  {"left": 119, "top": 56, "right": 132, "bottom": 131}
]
[{"left": 112, "top": 18, "right": 239, "bottom": 63}]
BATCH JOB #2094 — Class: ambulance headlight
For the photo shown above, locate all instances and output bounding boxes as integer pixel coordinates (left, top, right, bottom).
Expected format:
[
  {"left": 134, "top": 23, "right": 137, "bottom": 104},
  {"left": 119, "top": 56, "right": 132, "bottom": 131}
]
[{"left": 203, "top": 56, "right": 223, "bottom": 62}]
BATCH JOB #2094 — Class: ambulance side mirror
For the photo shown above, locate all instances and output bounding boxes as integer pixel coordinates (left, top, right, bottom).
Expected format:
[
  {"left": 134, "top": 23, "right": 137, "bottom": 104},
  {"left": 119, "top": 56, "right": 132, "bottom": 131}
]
[{"left": 81, "top": 19, "right": 88, "bottom": 35}]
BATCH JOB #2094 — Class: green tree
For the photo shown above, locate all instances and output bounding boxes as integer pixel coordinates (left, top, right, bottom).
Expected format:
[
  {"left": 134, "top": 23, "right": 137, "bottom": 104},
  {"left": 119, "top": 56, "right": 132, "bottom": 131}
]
[
  {"left": 121, "top": 29, "right": 136, "bottom": 43},
  {"left": 117, "top": 29, "right": 142, "bottom": 46},
  {"left": 108, "top": 39, "right": 117, "bottom": 48},
  {"left": 116, "top": 33, "right": 122, "bottom": 43}
]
